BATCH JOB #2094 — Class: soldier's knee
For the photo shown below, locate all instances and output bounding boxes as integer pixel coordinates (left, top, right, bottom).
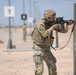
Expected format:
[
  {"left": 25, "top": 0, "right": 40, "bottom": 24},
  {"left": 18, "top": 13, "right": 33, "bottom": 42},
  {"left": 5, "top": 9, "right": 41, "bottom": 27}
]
[
  {"left": 36, "top": 66, "right": 44, "bottom": 75},
  {"left": 50, "top": 68, "right": 57, "bottom": 75},
  {"left": 35, "top": 70, "right": 43, "bottom": 75},
  {"left": 38, "top": 69, "right": 43, "bottom": 74},
  {"left": 53, "top": 68, "right": 57, "bottom": 75}
]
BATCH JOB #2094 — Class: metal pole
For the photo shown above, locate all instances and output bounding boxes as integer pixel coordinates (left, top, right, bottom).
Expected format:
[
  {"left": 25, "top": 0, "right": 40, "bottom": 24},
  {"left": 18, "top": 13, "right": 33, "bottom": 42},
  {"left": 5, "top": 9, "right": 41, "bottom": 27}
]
[
  {"left": 23, "top": 0, "right": 25, "bottom": 24},
  {"left": 73, "top": 3, "right": 76, "bottom": 75},
  {"left": 7, "top": 0, "right": 13, "bottom": 49},
  {"left": 23, "top": 0, "right": 25, "bottom": 14},
  {"left": 23, "top": 0, "right": 27, "bottom": 41},
  {"left": 33, "top": 0, "right": 36, "bottom": 25},
  {"left": 29, "top": 0, "right": 32, "bottom": 35},
  {"left": 55, "top": 31, "right": 59, "bottom": 48}
]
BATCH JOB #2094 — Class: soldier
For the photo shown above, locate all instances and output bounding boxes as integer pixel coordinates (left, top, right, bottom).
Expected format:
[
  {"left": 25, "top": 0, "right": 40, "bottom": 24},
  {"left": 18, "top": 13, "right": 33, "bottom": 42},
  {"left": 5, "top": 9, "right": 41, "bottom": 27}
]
[{"left": 32, "top": 9, "right": 72, "bottom": 75}]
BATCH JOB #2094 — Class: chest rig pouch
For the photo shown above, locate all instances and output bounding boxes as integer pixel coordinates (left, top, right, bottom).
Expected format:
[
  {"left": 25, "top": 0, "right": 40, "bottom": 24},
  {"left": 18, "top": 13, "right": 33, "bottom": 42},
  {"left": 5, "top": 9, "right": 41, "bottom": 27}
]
[
  {"left": 44, "top": 36, "right": 54, "bottom": 47},
  {"left": 43, "top": 20, "right": 55, "bottom": 46}
]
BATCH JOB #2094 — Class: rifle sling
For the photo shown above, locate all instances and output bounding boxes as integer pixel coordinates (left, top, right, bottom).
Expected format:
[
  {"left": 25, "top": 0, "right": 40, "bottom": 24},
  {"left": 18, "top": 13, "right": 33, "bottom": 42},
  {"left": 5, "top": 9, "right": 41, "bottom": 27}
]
[{"left": 59, "top": 23, "right": 75, "bottom": 50}]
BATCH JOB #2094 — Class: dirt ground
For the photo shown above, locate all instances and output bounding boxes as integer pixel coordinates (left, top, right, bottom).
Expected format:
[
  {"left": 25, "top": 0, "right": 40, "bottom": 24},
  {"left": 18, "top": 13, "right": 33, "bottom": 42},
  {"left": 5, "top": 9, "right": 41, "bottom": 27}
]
[{"left": 0, "top": 27, "right": 74, "bottom": 75}]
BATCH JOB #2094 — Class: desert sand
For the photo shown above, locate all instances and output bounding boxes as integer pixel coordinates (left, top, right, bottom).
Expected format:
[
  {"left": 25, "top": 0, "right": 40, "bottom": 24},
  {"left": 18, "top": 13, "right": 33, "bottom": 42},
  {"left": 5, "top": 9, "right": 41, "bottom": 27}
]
[{"left": 0, "top": 26, "right": 73, "bottom": 75}]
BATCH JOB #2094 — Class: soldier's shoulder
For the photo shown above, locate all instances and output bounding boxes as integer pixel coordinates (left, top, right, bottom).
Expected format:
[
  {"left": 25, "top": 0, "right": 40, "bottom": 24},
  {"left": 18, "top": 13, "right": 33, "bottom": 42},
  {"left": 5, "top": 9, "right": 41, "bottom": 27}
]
[
  {"left": 38, "top": 19, "right": 44, "bottom": 25},
  {"left": 37, "top": 20, "right": 45, "bottom": 28}
]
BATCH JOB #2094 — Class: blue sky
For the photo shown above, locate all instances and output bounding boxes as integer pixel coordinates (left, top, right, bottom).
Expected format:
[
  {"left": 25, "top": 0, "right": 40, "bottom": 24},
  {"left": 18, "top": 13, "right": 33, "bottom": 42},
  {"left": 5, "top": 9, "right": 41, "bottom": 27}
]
[{"left": 0, "top": 0, "right": 76, "bottom": 26}]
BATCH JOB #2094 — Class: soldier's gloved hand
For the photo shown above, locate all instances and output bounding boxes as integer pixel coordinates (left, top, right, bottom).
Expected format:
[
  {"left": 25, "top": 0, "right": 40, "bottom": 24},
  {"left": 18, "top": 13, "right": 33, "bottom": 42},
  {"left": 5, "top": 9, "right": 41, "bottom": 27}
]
[
  {"left": 51, "top": 24, "right": 59, "bottom": 30},
  {"left": 52, "top": 24, "right": 68, "bottom": 33}
]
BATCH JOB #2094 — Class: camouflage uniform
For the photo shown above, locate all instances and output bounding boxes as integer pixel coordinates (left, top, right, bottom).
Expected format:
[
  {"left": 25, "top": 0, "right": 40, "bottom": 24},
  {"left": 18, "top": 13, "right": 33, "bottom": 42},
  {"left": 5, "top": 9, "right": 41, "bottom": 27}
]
[{"left": 32, "top": 9, "right": 69, "bottom": 75}]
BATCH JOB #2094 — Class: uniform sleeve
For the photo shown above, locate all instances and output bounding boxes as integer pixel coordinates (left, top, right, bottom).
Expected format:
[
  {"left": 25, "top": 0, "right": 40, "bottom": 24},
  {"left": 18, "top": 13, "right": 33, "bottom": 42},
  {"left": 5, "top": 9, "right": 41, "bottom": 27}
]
[
  {"left": 36, "top": 24, "right": 51, "bottom": 38},
  {"left": 53, "top": 24, "right": 68, "bottom": 33}
]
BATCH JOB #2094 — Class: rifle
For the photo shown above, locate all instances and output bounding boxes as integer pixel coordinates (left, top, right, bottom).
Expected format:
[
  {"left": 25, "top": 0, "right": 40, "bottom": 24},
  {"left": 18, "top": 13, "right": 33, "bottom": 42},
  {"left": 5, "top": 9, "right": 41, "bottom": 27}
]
[
  {"left": 45, "top": 17, "right": 74, "bottom": 30},
  {"left": 55, "top": 17, "right": 76, "bottom": 24},
  {"left": 55, "top": 17, "right": 76, "bottom": 31},
  {"left": 55, "top": 17, "right": 76, "bottom": 50},
  {"left": 44, "top": 17, "right": 76, "bottom": 50}
]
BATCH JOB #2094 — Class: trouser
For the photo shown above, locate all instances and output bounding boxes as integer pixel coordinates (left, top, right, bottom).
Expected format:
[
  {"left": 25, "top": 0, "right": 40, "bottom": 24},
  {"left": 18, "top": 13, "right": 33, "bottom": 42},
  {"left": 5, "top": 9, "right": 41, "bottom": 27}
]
[{"left": 33, "top": 50, "right": 57, "bottom": 75}]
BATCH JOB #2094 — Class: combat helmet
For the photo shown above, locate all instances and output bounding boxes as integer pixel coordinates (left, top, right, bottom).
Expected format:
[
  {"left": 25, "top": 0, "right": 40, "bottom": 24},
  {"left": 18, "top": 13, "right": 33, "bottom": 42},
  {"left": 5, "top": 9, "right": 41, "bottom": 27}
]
[{"left": 44, "top": 9, "right": 56, "bottom": 19}]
